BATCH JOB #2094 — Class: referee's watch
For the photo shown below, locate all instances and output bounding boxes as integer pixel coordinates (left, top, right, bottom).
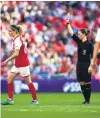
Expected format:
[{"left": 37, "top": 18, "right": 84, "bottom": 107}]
[{"left": 66, "top": 23, "right": 70, "bottom": 26}]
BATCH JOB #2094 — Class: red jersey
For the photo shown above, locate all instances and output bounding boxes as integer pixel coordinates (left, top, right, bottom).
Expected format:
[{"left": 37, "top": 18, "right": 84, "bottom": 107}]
[{"left": 13, "top": 36, "right": 29, "bottom": 67}]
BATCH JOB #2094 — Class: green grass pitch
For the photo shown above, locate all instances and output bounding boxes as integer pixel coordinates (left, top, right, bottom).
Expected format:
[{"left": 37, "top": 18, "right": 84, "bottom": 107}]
[{"left": 1, "top": 93, "right": 100, "bottom": 118}]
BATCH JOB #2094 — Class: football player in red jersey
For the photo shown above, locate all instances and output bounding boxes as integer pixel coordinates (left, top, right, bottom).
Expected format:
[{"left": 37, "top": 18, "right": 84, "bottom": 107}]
[{"left": 1, "top": 25, "right": 39, "bottom": 105}]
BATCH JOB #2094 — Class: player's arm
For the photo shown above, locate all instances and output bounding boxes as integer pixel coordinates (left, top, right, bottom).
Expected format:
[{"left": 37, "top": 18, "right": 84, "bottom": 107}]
[
  {"left": 88, "top": 29, "right": 100, "bottom": 74},
  {"left": 2, "top": 49, "right": 20, "bottom": 65},
  {"left": 90, "top": 28, "right": 100, "bottom": 66},
  {"left": 91, "top": 42, "right": 100, "bottom": 66},
  {"left": 2, "top": 37, "right": 22, "bottom": 65}
]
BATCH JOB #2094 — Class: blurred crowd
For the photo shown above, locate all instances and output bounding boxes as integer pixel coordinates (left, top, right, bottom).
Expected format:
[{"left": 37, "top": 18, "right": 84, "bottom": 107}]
[{"left": 1, "top": 1, "right": 100, "bottom": 80}]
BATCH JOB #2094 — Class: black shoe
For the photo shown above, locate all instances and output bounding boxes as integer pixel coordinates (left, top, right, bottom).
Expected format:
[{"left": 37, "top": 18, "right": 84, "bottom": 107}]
[{"left": 82, "top": 101, "right": 90, "bottom": 104}]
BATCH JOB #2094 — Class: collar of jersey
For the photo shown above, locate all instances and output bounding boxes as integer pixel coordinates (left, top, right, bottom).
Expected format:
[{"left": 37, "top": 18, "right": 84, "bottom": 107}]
[{"left": 13, "top": 36, "right": 20, "bottom": 41}]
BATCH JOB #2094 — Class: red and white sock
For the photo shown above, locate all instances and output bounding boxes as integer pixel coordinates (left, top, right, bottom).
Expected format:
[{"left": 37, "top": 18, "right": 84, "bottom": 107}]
[
  {"left": 28, "top": 83, "right": 37, "bottom": 100},
  {"left": 8, "top": 83, "right": 14, "bottom": 100}
]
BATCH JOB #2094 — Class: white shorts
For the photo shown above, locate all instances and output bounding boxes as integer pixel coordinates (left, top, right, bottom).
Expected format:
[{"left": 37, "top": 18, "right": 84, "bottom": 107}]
[{"left": 11, "top": 65, "right": 30, "bottom": 77}]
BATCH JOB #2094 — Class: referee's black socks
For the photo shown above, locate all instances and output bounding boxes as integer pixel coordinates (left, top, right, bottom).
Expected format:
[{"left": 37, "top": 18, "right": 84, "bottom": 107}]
[
  {"left": 80, "top": 84, "right": 87, "bottom": 101},
  {"left": 85, "top": 83, "right": 91, "bottom": 102},
  {"left": 80, "top": 83, "right": 91, "bottom": 102}
]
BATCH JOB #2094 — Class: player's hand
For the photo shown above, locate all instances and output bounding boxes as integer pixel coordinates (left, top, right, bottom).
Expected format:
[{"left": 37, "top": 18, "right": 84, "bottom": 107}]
[
  {"left": 2, "top": 60, "right": 8, "bottom": 66},
  {"left": 88, "top": 65, "right": 93, "bottom": 73}
]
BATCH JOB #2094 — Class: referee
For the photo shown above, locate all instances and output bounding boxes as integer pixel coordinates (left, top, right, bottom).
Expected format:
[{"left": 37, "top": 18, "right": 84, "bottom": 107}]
[{"left": 66, "top": 17, "right": 93, "bottom": 104}]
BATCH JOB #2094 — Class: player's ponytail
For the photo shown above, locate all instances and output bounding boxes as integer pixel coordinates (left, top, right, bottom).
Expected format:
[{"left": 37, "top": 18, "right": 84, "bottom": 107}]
[
  {"left": 16, "top": 25, "right": 24, "bottom": 35},
  {"left": 80, "top": 29, "right": 91, "bottom": 36}
]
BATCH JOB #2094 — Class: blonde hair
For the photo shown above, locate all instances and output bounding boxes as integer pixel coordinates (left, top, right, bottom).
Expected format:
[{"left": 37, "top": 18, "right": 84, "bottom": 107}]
[
  {"left": 17, "top": 25, "right": 24, "bottom": 35},
  {"left": 10, "top": 24, "right": 24, "bottom": 35}
]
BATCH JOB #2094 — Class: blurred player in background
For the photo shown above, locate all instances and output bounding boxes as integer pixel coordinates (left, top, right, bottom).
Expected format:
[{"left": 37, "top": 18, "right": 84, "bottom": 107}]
[
  {"left": 88, "top": 28, "right": 100, "bottom": 73},
  {"left": 66, "top": 14, "right": 93, "bottom": 104},
  {"left": 1, "top": 25, "right": 39, "bottom": 105}
]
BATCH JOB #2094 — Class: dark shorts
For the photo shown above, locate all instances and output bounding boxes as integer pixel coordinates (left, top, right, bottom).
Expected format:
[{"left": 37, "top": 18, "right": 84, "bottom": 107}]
[{"left": 76, "top": 62, "right": 91, "bottom": 82}]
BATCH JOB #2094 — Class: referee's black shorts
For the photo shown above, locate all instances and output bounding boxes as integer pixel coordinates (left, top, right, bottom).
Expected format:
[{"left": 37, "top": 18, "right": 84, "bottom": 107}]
[{"left": 76, "top": 62, "right": 91, "bottom": 82}]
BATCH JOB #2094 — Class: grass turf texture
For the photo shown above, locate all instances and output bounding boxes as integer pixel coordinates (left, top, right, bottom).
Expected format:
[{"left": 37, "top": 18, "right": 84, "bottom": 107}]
[{"left": 1, "top": 93, "right": 100, "bottom": 118}]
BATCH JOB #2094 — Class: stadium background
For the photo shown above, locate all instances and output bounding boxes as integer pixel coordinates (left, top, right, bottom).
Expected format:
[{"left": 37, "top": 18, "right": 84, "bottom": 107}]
[
  {"left": 1, "top": 1, "right": 100, "bottom": 118},
  {"left": 1, "top": 1, "right": 100, "bottom": 92}
]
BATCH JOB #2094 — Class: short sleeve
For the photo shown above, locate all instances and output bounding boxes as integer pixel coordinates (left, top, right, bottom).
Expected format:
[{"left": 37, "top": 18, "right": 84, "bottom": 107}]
[
  {"left": 14, "top": 37, "right": 22, "bottom": 50},
  {"left": 71, "top": 34, "right": 81, "bottom": 44},
  {"left": 95, "top": 28, "right": 100, "bottom": 42}
]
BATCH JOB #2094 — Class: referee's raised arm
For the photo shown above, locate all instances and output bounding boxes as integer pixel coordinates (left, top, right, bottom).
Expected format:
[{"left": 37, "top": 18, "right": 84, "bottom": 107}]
[
  {"left": 66, "top": 18, "right": 74, "bottom": 36},
  {"left": 65, "top": 17, "right": 81, "bottom": 44}
]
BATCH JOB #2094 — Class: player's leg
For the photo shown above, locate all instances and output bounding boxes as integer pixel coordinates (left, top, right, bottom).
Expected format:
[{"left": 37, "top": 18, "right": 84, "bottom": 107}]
[
  {"left": 1, "top": 72, "right": 19, "bottom": 105},
  {"left": 24, "top": 75, "right": 39, "bottom": 105},
  {"left": 19, "top": 66, "right": 39, "bottom": 105},
  {"left": 7, "top": 72, "right": 19, "bottom": 99}
]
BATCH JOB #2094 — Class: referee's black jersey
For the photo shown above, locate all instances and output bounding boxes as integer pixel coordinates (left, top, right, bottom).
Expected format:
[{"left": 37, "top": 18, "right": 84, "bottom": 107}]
[{"left": 72, "top": 34, "right": 93, "bottom": 63}]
